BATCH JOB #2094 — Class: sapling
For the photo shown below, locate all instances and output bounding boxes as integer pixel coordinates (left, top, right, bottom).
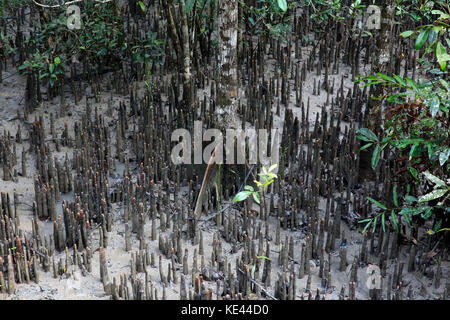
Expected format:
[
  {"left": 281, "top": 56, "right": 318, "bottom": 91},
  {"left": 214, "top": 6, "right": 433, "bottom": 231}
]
[{"left": 233, "top": 164, "right": 278, "bottom": 205}]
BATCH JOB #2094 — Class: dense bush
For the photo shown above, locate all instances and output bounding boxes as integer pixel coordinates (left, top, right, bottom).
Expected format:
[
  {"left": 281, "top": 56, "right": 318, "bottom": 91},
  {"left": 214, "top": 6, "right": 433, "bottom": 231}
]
[{"left": 356, "top": 3, "right": 449, "bottom": 237}]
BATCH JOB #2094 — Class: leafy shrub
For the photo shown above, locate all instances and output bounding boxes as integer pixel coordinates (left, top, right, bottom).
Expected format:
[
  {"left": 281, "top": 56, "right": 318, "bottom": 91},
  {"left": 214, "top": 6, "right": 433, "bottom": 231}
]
[{"left": 356, "top": 4, "right": 449, "bottom": 236}]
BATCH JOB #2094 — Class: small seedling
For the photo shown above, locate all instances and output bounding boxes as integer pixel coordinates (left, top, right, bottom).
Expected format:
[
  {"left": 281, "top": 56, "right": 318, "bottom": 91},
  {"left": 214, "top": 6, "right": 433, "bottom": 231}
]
[{"left": 233, "top": 164, "right": 278, "bottom": 205}]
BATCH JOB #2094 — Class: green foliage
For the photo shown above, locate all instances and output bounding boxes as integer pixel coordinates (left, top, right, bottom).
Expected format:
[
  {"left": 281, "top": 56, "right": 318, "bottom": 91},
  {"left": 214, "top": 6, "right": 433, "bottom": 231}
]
[
  {"left": 356, "top": 3, "right": 449, "bottom": 235},
  {"left": 359, "top": 171, "right": 449, "bottom": 234},
  {"left": 233, "top": 164, "right": 278, "bottom": 205},
  {"left": 245, "top": 0, "right": 292, "bottom": 40},
  {"left": 13, "top": 1, "right": 163, "bottom": 89},
  {"left": 301, "top": 0, "right": 367, "bottom": 34}
]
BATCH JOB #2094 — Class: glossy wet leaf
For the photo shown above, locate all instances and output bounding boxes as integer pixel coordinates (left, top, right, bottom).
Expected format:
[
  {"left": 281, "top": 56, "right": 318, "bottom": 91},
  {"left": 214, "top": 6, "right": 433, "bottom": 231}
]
[
  {"left": 418, "top": 189, "right": 447, "bottom": 203},
  {"left": 422, "top": 171, "right": 445, "bottom": 187},
  {"left": 415, "top": 28, "right": 429, "bottom": 50}
]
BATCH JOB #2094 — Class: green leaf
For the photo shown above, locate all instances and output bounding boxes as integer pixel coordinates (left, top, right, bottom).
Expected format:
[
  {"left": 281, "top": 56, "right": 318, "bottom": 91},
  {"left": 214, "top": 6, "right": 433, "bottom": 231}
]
[
  {"left": 415, "top": 28, "right": 429, "bottom": 50},
  {"left": 138, "top": 1, "right": 146, "bottom": 12},
  {"left": 381, "top": 213, "right": 385, "bottom": 232},
  {"left": 252, "top": 192, "right": 261, "bottom": 204},
  {"left": 408, "top": 166, "right": 418, "bottom": 180},
  {"left": 371, "top": 144, "right": 381, "bottom": 169},
  {"left": 403, "top": 212, "right": 412, "bottom": 228},
  {"left": 439, "top": 149, "right": 450, "bottom": 166},
  {"left": 405, "top": 195, "right": 417, "bottom": 204},
  {"left": 367, "top": 196, "right": 387, "bottom": 210},
  {"left": 49, "top": 63, "right": 55, "bottom": 74},
  {"left": 362, "top": 221, "right": 372, "bottom": 233},
  {"left": 421, "top": 207, "right": 433, "bottom": 219},
  {"left": 376, "top": 72, "right": 395, "bottom": 83},
  {"left": 257, "top": 255, "right": 270, "bottom": 260},
  {"left": 399, "top": 206, "right": 430, "bottom": 216},
  {"left": 359, "top": 143, "right": 373, "bottom": 151},
  {"left": 393, "top": 74, "right": 406, "bottom": 86},
  {"left": 409, "top": 142, "right": 419, "bottom": 160},
  {"left": 277, "top": 0, "right": 288, "bottom": 12},
  {"left": 418, "top": 189, "right": 447, "bottom": 203},
  {"left": 372, "top": 215, "right": 378, "bottom": 233},
  {"left": 433, "top": 220, "right": 442, "bottom": 232},
  {"left": 268, "top": 164, "right": 278, "bottom": 172},
  {"left": 244, "top": 185, "right": 255, "bottom": 192},
  {"left": 233, "top": 191, "right": 251, "bottom": 203},
  {"left": 391, "top": 210, "right": 398, "bottom": 233},
  {"left": 422, "top": 171, "right": 445, "bottom": 187},
  {"left": 405, "top": 77, "right": 418, "bottom": 91},
  {"left": 430, "top": 97, "right": 440, "bottom": 117},
  {"left": 251, "top": 264, "right": 256, "bottom": 278},
  {"left": 400, "top": 30, "right": 414, "bottom": 38},
  {"left": 54, "top": 57, "right": 61, "bottom": 64},
  {"left": 393, "top": 185, "right": 398, "bottom": 207},
  {"left": 435, "top": 41, "right": 447, "bottom": 71},
  {"left": 427, "top": 143, "right": 433, "bottom": 160}
]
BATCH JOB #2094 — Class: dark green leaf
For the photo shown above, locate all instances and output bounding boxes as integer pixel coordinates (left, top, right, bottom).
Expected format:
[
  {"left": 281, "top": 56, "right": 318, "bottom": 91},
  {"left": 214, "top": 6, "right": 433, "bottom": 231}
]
[
  {"left": 415, "top": 28, "right": 429, "bottom": 50},
  {"left": 409, "top": 142, "right": 419, "bottom": 159},
  {"left": 403, "top": 212, "right": 412, "bottom": 228},
  {"left": 433, "top": 219, "right": 442, "bottom": 232},
  {"left": 391, "top": 210, "right": 398, "bottom": 233},
  {"left": 357, "top": 128, "right": 378, "bottom": 142},
  {"left": 359, "top": 143, "right": 373, "bottom": 151},
  {"left": 405, "top": 195, "right": 417, "bottom": 203},
  {"left": 421, "top": 207, "right": 433, "bottom": 219},
  {"left": 367, "top": 196, "right": 387, "bottom": 210},
  {"left": 371, "top": 144, "right": 381, "bottom": 169},
  {"left": 408, "top": 166, "right": 418, "bottom": 180},
  {"left": 393, "top": 185, "right": 398, "bottom": 207}
]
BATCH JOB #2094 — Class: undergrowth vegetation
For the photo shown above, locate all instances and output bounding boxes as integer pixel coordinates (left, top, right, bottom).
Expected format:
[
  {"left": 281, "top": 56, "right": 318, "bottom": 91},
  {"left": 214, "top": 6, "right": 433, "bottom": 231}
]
[{"left": 356, "top": 1, "right": 449, "bottom": 237}]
